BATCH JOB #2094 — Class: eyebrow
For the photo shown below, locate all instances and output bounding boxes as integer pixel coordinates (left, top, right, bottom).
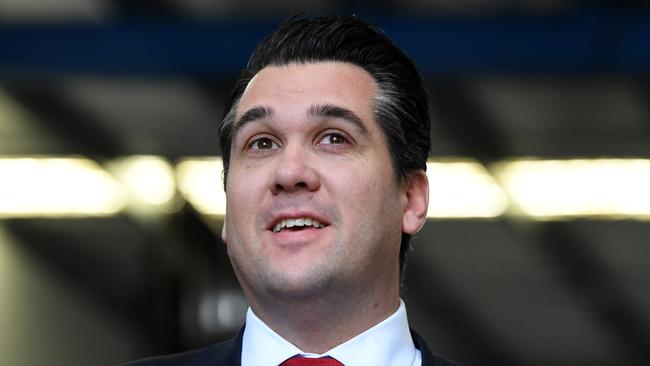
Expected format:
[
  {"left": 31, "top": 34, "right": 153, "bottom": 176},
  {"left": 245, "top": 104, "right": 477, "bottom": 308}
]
[
  {"left": 308, "top": 104, "right": 368, "bottom": 134},
  {"left": 233, "top": 103, "right": 368, "bottom": 136},
  {"left": 235, "top": 105, "right": 274, "bottom": 130}
]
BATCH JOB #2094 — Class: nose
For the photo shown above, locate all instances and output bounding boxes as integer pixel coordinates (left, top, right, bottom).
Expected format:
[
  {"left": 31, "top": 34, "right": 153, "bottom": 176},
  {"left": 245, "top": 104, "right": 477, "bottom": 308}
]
[{"left": 270, "top": 145, "right": 320, "bottom": 194}]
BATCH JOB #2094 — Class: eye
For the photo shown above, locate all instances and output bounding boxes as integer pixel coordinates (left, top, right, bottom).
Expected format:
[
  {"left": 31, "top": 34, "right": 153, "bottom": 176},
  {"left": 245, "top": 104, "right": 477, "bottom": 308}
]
[
  {"left": 249, "top": 137, "right": 279, "bottom": 150},
  {"left": 317, "top": 132, "right": 349, "bottom": 145}
]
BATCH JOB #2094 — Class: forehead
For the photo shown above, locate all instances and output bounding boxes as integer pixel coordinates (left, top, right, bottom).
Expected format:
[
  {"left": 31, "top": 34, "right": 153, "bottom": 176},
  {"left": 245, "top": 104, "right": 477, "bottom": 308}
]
[{"left": 236, "top": 62, "right": 378, "bottom": 125}]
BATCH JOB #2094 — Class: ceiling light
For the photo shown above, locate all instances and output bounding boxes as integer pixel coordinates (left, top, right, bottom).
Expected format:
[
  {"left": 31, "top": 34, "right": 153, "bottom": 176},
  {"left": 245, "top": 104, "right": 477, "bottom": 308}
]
[
  {"left": 0, "top": 157, "right": 126, "bottom": 217},
  {"left": 176, "top": 157, "right": 225, "bottom": 215},
  {"left": 493, "top": 158, "right": 650, "bottom": 219},
  {"left": 108, "top": 156, "right": 177, "bottom": 209},
  {"left": 426, "top": 160, "right": 508, "bottom": 218},
  {"left": 175, "top": 157, "right": 508, "bottom": 219}
]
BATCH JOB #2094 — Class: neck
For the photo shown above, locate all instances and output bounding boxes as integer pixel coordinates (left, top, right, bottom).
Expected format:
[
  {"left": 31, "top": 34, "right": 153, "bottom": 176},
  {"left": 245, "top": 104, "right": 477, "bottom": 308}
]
[{"left": 247, "top": 281, "right": 400, "bottom": 353}]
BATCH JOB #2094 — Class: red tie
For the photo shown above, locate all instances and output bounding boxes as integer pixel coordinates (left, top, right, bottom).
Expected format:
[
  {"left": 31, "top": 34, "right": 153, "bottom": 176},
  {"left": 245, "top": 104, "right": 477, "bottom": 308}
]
[{"left": 280, "top": 356, "right": 344, "bottom": 366}]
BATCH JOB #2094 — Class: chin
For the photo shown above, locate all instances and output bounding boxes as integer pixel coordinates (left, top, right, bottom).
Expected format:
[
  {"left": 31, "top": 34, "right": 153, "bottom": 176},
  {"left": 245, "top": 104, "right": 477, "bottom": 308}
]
[{"left": 263, "top": 267, "right": 338, "bottom": 301}]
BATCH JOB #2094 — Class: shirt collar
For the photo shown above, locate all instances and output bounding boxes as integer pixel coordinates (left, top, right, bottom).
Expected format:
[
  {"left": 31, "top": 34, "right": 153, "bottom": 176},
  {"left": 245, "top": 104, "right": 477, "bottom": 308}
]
[{"left": 241, "top": 299, "right": 418, "bottom": 366}]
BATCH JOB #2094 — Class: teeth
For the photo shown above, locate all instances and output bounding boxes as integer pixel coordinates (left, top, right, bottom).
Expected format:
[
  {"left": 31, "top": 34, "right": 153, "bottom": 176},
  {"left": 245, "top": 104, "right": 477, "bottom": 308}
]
[{"left": 272, "top": 217, "right": 325, "bottom": 232}]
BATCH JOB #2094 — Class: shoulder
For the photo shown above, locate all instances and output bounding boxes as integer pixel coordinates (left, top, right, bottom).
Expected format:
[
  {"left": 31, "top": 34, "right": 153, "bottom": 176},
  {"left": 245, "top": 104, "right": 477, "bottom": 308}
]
[
  {"left": 411, "top": 329, "right": 462, "bottom": 366},
  {"left": 118, "top": 327, "right": 244, "bottom": 366}
]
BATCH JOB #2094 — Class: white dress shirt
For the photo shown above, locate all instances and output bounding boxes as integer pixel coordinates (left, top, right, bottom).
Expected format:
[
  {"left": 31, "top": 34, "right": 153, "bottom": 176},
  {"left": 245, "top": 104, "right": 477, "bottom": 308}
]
[{"left": 241, "top": 299, "right": 422, "bottom": 366}]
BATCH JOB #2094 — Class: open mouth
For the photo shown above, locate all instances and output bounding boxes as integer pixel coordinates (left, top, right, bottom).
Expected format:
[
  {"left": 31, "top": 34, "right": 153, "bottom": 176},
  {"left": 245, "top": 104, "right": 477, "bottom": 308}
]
[{"left": 272, "top": 217, "right": 327, "bottom": 233}]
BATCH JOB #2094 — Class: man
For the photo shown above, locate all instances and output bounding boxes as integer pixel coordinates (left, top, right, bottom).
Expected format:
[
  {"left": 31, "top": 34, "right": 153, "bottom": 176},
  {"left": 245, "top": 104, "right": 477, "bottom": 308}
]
[{"left": 124, "top": 15, "right": 458, "bottom": 366}]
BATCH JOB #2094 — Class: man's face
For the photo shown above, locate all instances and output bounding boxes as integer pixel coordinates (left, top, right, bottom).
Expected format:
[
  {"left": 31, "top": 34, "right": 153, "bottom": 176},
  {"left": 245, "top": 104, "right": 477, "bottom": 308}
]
[{"left": 223, "top": 62, "right": 421, "bottom": 304}]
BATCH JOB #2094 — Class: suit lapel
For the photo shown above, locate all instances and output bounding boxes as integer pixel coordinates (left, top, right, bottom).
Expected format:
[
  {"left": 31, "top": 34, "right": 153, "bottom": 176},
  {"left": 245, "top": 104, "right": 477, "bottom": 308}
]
[
  {"left": 411, "top": 329, "right": 435, "bottom": 366},
  {"left": 204, "top": 325, "right": 244, "bottom": 366},
  {"left": 410, "top": 328, "right": 459, "bottom": 366}
]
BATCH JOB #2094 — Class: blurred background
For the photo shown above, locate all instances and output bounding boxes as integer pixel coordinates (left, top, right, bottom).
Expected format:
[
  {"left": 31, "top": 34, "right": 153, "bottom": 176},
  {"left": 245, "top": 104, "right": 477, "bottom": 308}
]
[{"left": 1, "top": 0, "right": 650, "bottom": 365}]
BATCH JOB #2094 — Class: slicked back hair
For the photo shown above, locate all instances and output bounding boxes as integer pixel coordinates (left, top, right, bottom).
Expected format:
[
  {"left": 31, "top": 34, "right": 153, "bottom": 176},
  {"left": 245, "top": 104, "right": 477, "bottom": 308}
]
[{"left": 219, "top": 15, "right": 431, "bottom": 276}]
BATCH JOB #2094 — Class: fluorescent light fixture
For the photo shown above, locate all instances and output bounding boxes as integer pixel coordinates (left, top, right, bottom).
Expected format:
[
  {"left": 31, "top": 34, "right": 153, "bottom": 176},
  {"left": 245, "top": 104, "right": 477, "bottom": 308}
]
[
  {"left": 108, "top": 156, "right": 176, "bottom": 207},
  {"left": 5, "top": 155, "right": 649, "bottom": 220},
  {"left": 175, "top": 157, "right": 507, "bottom": 219},
  {"left": 426, "top": 160, "right": 508, "bottom": 218},
  {"left": 176, "top": 157, "right": 226, "bottom": 215},
  {"left": 493, "top": 158, "right": 650, "bottom": 219},
  {"left": 0, "top": 157, "right": 126, "bottom": 217}
]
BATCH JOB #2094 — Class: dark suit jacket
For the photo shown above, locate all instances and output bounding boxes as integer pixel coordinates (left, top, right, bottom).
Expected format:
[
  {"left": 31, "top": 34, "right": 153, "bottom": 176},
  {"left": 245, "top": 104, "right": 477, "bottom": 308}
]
[{"left": 121, "top": 326, "right": 459, "bottom": 366}]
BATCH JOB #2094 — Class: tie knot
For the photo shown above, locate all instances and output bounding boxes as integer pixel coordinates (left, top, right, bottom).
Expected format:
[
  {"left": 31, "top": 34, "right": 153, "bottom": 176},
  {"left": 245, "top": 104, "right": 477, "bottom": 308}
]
[{"left": 280, "top": 355, "right": 344, "bottom": 366}]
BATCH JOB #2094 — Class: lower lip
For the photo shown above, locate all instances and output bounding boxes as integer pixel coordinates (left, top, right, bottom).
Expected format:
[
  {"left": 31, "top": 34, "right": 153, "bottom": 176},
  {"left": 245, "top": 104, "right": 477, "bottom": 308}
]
[{"left": 266, "top": 226, "right": 328, "bottom": 248}]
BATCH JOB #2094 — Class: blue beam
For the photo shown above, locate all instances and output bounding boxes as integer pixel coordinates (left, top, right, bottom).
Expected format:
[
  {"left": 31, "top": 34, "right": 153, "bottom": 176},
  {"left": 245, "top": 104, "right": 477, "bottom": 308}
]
[{"left": 1, "top": 11, "right": 649, "bottom": 76}]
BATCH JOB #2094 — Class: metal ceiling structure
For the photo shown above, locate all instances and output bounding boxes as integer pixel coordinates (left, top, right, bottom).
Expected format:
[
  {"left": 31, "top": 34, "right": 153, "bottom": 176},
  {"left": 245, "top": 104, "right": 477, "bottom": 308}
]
[
  {"left": 1, "top": 1, "right": 649, "bottom": 365},
  {"left": 2, "top": 10, "right": 650, "bottom": 75}
]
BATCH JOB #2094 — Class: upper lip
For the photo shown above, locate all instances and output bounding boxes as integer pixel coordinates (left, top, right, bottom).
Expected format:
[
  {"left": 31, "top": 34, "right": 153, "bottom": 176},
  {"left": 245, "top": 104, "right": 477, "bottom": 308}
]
[{"left": 266, "top": 211, "right": 331, "bottom": 231}]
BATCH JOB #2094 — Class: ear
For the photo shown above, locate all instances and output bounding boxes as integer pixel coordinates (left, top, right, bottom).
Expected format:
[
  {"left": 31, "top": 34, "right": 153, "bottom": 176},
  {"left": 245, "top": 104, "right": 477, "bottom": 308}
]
[
  {"left": 221, "top": 217, "right": 228, "bottom": 243},
  {"left": 402, "top": 170, "right": 429, "bottom": 235}
]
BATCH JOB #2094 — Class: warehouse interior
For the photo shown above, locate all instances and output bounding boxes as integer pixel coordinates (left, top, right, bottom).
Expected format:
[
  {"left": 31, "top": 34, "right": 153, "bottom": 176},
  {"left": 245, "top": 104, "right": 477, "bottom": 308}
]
[{"left": 1, "top": 1, "right": 650, "bottom": 365}]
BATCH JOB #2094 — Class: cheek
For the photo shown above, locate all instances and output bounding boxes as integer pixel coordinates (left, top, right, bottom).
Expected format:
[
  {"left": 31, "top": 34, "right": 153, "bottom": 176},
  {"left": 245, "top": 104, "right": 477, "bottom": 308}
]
[
  {"left": 227, "top": 166, "right": 265, "bottom": 204},
  {"left": 333, "top": 167, "right": 396, "bottom": 217},
  {"left": 225, "top": 187, "right": 256, "bottom": 239}
]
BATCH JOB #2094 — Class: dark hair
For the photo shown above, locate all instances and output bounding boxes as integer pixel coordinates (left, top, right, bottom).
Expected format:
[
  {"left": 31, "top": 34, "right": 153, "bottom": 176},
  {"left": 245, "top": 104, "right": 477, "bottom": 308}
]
[{"left": 219, "top": 15, "right": 430, "bottom": 275}]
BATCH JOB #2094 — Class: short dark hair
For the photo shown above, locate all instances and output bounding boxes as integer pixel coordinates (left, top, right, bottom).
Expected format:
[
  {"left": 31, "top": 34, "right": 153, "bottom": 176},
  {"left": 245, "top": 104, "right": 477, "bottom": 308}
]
[{"left": 219, "top": 15, "right": 430, "bottom": 275}]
